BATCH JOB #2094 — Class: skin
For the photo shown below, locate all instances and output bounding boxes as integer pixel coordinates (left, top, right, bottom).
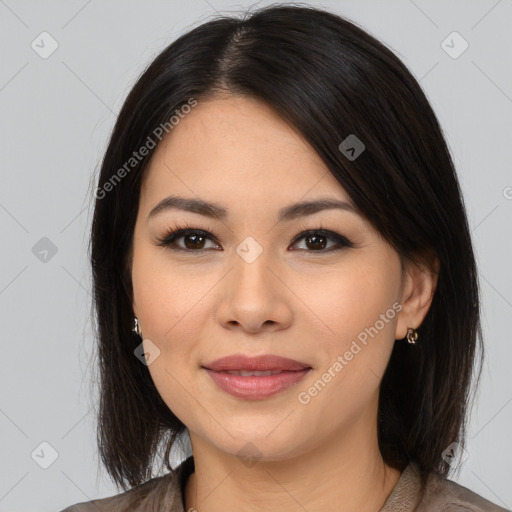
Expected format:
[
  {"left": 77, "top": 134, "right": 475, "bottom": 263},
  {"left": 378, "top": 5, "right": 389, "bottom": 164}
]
[{"left": 131, "top": 94, "right": 439, "bottom": 512}]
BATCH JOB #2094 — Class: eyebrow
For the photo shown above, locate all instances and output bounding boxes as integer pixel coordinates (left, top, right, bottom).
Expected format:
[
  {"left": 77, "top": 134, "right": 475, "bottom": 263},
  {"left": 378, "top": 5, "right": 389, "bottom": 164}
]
[{"left": 147, "top": 195, "right": 360, "bottom": 223}]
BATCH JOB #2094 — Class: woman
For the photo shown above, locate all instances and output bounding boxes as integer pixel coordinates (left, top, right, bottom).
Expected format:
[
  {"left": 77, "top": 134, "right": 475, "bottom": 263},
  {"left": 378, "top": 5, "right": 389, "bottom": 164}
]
[{"left": 60, "top": 4, "right": 509, "bottom": 511}]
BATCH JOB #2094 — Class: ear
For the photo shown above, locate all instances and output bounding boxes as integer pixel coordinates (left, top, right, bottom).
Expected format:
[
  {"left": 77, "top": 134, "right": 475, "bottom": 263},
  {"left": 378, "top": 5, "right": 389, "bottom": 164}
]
[{"left": 395, "top": 254, "right": 440, "bottom": 340}]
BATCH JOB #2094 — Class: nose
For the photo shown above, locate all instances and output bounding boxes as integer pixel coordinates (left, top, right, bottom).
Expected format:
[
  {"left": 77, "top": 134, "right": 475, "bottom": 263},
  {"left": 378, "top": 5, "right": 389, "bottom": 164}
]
[{"left": 216, "top": 251, "right": 293, "bottom": 334}]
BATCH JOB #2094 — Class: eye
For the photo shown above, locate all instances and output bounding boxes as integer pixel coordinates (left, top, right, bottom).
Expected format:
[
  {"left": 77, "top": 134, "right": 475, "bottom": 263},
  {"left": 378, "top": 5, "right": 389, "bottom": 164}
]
[
  {"left": 155, "top": 223, "right": 221, "bottom": 252},
  {"left": 155, "top": 223, "right": 354, "bottom": 254},
  {"left": 290, "top": 228, "right": 354, "bottom": 253}
]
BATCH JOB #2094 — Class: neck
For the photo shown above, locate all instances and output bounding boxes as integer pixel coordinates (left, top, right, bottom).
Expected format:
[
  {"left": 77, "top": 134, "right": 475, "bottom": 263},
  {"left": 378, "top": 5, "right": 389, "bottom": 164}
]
[{"left": 183, "top": 417, "right": 402, "bottom": 512}]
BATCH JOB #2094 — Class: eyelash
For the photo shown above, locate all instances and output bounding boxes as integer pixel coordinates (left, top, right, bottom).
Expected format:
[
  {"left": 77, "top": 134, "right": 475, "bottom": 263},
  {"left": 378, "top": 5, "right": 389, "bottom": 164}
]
[{"left": 155, "top": 221, "right": 355, "bottom": 254}]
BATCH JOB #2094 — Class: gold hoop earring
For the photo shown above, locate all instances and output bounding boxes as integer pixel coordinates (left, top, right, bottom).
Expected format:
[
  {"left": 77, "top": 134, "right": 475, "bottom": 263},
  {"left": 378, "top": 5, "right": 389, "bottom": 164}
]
[
  {"left": 133, "top": 316, "right": 143, "bottom": 337},
  {"left": 406, "top": 327, "right": 418, "bottom": 344}
]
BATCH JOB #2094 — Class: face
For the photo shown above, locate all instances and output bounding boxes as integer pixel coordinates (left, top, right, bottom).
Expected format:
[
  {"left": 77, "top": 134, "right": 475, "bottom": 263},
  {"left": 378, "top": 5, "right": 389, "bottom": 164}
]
[{"left": 131, "top": 94, "right": 410, "bottom": 462}]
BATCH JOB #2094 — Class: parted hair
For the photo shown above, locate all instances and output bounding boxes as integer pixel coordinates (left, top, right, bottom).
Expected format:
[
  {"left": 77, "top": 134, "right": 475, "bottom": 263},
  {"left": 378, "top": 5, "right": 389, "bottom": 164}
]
[{"left": 89, "top": 3, "right": 483, "bottom": 492}]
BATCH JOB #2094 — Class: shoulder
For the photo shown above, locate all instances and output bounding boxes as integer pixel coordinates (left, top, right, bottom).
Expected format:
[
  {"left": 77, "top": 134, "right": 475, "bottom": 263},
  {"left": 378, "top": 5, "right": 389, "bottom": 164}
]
[
  {"left": 417, "top": 469, "right": 510, "bottom": 512},
  {"left": 57, "top": 471, "right": 184, "bottom": 512}
]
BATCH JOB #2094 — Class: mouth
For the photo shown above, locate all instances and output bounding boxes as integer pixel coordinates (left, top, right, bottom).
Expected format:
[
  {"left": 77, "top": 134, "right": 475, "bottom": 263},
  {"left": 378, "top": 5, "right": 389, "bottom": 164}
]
[
  {"left": 202, "top": 355, "right": 312, "bottom": 400},
  {"left": 218, "top": 369, "right": 301, "bottom": 376},
  {"left": 202, "top": 353, "right": 311, "bottom": 373}
]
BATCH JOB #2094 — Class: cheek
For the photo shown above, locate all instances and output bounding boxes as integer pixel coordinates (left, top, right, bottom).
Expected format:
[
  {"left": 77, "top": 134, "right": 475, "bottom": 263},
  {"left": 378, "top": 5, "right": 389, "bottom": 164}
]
[
  {"left": 135, "top": 268, "right": 203, "bottom": 425},
  {"left": 296, "top": 272, "right": 398, "bottom": 432},
  {"left": 132, "top": 249, "right": 213, "bottom": 394},
  {"left": 301, "top": 257, "right": 400, "bottom": 397},
  {"left": 304, "top": 260, "right": 398, "bottom": 342},
  {"left": 132, "top": 243, "right": 208, "bottom": 339}
]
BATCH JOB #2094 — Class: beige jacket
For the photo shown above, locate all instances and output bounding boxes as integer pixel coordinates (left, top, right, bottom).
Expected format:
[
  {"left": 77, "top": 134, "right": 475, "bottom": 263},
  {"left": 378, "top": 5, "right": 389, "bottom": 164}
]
[{"left": 60, "top": 456, "right": 510, "bottom": 511}]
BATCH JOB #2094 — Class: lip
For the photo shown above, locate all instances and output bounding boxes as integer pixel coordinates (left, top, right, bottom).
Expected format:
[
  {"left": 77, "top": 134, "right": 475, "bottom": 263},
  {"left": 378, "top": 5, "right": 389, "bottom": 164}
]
[
  {"left": 203, "top": 354, "right": 311, "bottom": 372},
  {"left": 202, "top": 354, "right": 312, "bottom": 400}
]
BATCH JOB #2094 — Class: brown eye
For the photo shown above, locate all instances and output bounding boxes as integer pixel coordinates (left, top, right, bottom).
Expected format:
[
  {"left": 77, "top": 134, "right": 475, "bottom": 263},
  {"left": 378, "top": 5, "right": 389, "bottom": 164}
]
[
  {"left": 303, "top": 233, "right": 328, "bottom": 251},
  {"left": 182, "top": 233, "right": 207, "bottom": 250},
  {"left": 156, "top": 226, "right": 353, "bottom": 254},
  {"left": 156, "top": 228, "right": 220, "bottom": 252},
  {"left": 291, "top": 229, "right": 354, "bottom": 253}
]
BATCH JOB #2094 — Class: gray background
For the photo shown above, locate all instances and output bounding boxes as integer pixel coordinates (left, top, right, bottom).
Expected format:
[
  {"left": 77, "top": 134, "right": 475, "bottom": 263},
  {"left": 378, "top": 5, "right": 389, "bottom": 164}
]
[{"left": 1, "top": 0, "right": 511, "bottom": 510}]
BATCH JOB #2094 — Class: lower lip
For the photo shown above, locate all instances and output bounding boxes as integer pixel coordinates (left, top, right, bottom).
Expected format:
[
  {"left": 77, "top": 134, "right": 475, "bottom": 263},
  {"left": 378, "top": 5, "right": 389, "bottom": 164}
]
[{"left": 204, "top": 368, "right": 311, "bottom": 399}]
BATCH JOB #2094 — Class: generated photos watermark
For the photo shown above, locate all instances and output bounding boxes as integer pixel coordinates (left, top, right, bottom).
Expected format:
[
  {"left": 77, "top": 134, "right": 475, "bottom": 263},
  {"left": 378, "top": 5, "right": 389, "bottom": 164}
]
[
  {"left": 297, "top": 301, "right": 403, "bottom": 405},
  {"left": 94, "top": 97, "right": 198, "bottom": 200}
]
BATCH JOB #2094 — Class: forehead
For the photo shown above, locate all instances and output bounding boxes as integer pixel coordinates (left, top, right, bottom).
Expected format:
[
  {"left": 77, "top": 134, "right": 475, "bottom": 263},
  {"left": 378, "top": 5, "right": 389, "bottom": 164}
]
[{"left": 139, "top": 95, "right": 349, "bottom": 212}]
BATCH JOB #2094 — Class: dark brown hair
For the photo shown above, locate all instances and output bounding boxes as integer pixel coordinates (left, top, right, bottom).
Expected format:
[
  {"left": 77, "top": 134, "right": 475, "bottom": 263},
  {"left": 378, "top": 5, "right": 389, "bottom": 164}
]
[{"left": 89, "top": 2, "right": 483, "bottom": 492}]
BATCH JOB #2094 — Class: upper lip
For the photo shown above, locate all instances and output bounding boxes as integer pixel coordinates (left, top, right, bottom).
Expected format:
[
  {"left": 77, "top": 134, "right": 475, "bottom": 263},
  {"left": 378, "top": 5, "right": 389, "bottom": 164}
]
[{"left": 203, "top": 354, "right": 311, "bottom": 372}]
